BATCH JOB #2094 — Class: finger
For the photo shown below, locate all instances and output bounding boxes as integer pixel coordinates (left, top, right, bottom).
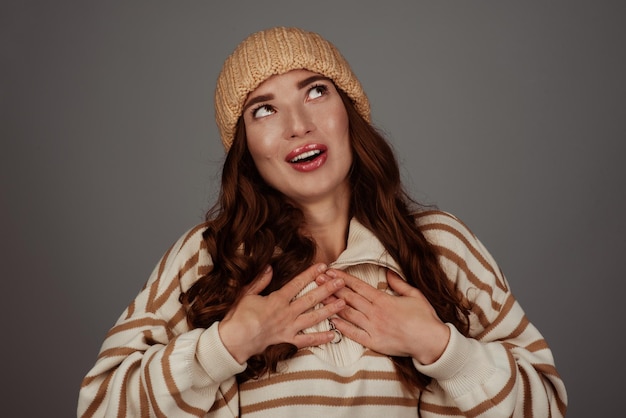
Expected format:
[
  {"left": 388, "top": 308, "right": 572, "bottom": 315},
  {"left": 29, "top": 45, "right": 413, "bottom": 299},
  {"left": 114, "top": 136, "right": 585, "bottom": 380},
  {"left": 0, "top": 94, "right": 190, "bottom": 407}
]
[
  {"left": 330, "top": 316, "right": 371, "bottom": 345},
  {"left": 279, "top": 263, "right": 328, "bottom": 300},
  {"left": 289, "top": 276, "right": 345, "bottom": 313},
  {"left": 294, "top": 298, "right": 345, "bottom": 331},
  {"left": 327, "top": 269, "right": 379, "bottom": 302},
  {"left": 330, "top": 284, "right": 375, "bottom": 319},
  {"left": 386, "top": 269, "right": 419, "bottom": 296},
  {"left": 315, "top": 273, "right": 329, "bottom": 286},
  {"left": 335, "top": 302, "right": 368, "bottom": 329},
  {"left": 244, "top": 265, "right": 273, "bottom": 295},
  {"left": 292, "top": 330, "right": 337, "bottom": 349},
  {"left": 315, "top": 274, "right": 348, "bottom": 303},
  {"left": 319, "top": 294, "right": 340, "bottom": 305}
]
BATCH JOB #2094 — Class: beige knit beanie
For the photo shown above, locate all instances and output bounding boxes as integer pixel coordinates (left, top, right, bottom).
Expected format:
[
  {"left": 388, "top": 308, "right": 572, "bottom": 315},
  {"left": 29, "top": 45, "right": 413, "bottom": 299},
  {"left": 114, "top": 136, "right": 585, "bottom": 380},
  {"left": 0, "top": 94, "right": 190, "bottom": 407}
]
[{"left": 215, "top": 27, "right": 371, "bottom": 150}]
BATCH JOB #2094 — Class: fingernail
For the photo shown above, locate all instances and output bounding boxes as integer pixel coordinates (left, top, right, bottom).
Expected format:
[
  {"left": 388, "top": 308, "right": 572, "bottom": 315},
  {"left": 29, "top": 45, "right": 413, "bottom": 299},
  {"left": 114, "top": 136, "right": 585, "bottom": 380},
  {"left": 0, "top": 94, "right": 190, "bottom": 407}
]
[
  {"left": 326, "top": 269, "right": 337, "bottom": 277},
  {"left": 336, "top": 299, "right": 345, "bottom": 308},
  {"left": 334, "top": 278, "right": 344, "bottom": 288},
  {"left": 317, "top": 263, "right": 328, "bottom": 273},
  {"left": 317, "top": 274, "right": 327, "bottom": 284}
]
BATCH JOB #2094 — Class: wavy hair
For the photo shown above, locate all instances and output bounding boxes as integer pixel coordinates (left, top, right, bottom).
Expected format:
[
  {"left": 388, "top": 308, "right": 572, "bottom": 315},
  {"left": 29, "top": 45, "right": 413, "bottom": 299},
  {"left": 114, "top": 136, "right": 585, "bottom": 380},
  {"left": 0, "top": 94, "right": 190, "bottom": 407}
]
[{"left": 180, "top": 88, "right": 470, "bottom": 392}]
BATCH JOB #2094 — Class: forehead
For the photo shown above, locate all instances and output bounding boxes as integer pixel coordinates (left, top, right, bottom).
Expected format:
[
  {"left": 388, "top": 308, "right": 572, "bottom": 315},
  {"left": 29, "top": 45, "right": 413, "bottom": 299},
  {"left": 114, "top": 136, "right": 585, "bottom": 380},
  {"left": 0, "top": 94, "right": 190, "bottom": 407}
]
[{"left": 247, "top": 69, "right": 324, "bottom": 97}]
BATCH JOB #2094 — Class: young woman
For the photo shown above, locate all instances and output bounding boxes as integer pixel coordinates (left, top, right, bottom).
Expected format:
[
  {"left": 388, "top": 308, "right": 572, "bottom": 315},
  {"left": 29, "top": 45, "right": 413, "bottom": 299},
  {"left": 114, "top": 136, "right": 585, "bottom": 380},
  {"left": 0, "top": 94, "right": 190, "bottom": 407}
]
[{"left": 78, "top": 27, "right": 567, "bottom": 417}]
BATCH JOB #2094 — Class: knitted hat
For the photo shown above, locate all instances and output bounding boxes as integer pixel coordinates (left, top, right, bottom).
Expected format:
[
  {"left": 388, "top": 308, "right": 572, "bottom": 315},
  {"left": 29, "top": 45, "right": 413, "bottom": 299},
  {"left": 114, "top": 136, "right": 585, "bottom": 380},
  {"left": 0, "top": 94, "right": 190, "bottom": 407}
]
[{"left": 215, "top": 27, "right": 371, "bottom": 150}]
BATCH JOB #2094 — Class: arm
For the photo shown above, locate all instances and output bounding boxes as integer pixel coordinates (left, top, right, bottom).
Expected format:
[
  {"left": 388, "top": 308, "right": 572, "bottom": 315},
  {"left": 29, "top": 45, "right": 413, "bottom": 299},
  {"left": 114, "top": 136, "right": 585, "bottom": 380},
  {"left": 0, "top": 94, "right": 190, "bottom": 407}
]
[
  {"left": 323, "top": 211, "right": 567, "bottom": 417},
  {"left": 78, "top": 225, "right": 347, "bottom": 417},
  {"left": 414, "top": 211, "right": 567, "bottom": 417},
  {"left": 77, "top": 225, "right": 245, "bottom": 417}
]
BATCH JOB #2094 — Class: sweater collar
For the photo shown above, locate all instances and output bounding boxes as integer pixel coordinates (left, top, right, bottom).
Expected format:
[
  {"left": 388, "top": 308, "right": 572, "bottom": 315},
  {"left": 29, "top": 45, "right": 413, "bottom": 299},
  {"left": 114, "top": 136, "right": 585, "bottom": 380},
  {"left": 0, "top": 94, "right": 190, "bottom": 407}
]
[
  {"left": 329, "top": 218, "right": 404, "bottom": 278},
  {"left": 199, "top": 218, "right": 406, "bottom": 278}
]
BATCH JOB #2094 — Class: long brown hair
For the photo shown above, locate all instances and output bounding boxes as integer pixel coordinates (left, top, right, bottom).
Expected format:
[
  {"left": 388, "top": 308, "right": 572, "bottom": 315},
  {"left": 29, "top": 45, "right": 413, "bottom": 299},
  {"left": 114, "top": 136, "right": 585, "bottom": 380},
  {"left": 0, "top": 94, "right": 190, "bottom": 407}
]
[{"left": 180, "top": 88, "right": 470, "bottom": 392}]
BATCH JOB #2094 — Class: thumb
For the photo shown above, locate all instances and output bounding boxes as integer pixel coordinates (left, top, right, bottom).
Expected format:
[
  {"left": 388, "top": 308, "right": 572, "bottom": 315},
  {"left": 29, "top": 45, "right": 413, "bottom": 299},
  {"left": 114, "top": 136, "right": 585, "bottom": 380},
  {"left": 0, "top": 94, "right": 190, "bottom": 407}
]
[
  {"left": 245, "top": 265, "right": 273, "bottom": 295},
  {"left": 386, "top": 269, "right": 416, "bottom": 296}
]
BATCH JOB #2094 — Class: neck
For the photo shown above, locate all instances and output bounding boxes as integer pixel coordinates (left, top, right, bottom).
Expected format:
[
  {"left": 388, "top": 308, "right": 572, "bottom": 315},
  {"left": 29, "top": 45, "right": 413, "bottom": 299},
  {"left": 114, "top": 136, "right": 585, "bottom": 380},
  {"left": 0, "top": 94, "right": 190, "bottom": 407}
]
[{"left": 298, "top": 194, "right": 350, "bottom": 265}]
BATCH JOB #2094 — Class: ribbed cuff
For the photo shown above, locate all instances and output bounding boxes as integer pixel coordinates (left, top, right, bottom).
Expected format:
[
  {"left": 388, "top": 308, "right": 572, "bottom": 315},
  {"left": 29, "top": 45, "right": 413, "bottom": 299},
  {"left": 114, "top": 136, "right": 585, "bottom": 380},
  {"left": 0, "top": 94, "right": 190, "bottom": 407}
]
[
  {"left": 413, "top": 323, "right": 497, "bottom": 399},
  {"left": 195, "top": 322, "right": 247, "bottom": 385}
]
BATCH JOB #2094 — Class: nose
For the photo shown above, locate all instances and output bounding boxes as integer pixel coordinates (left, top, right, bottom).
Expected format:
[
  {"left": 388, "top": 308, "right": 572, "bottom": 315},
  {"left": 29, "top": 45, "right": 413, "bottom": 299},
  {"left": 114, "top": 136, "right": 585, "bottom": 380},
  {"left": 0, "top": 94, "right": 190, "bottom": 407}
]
[{"left": 286, "top": 106, "right": 315, "bottom": 139}]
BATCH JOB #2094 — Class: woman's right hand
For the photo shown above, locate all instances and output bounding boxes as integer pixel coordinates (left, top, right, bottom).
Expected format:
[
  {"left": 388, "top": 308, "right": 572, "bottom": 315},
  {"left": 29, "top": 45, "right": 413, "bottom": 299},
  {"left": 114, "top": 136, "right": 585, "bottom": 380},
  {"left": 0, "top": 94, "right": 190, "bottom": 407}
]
[{"left": 217, "top": 263, "right": 346, "bottom": 364}]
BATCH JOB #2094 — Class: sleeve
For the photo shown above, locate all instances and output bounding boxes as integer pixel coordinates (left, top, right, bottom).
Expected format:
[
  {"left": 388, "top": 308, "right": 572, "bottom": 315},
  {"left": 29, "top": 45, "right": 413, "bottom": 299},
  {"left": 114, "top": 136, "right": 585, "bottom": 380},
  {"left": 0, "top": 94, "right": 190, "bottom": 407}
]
[
  {"left": 77, "top": 225, "right": 246, "bottom": 418},
  {"left": 413, "top": 211, "right": 568, "bottom": 417}
]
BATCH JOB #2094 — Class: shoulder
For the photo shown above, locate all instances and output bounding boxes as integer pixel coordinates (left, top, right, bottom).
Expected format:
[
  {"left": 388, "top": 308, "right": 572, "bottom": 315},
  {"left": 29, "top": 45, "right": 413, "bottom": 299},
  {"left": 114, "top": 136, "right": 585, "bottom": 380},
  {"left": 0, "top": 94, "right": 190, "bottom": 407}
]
[
  {"left": 148, "top": 222, "right": 214, "bottom": 294},
  {"left": 415, "top": 210, "right": 507, "bottom": 292},
  {"left": 414, "top": 210, "right": 477, "bottom": 251},
  {"left": 170, "top": 222, "right": 211, "bottom": 258}
]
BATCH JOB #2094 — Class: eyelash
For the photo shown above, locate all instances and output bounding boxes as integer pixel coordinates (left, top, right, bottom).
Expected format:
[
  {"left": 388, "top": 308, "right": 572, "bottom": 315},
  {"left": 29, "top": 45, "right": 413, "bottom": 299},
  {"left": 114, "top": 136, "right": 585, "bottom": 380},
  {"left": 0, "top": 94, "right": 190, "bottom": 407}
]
[
  {"left": 250, "top": 83, "right": 330, "bottom": 119},
  {"left": 251, "top": 104, "right": 275, "bottom": 119},
  {"left": 308, "top": 83, "right": 328, "bottom": 98}
]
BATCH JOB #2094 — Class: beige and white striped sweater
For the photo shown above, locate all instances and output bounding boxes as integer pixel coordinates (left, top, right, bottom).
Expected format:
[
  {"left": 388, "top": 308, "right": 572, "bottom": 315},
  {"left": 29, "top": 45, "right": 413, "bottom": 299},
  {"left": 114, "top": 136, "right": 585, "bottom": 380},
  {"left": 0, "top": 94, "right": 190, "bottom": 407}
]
[{"left": 78, "top": 211, "right": 567, "bottom": 417}]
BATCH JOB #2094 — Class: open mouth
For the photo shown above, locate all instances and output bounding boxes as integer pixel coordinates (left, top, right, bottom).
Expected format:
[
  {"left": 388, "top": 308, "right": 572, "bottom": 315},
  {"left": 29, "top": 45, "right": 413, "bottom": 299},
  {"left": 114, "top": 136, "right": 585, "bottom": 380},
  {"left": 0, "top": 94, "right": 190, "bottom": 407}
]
[{"left": 289, "top": 149, "right": 325, "bottom": 163}]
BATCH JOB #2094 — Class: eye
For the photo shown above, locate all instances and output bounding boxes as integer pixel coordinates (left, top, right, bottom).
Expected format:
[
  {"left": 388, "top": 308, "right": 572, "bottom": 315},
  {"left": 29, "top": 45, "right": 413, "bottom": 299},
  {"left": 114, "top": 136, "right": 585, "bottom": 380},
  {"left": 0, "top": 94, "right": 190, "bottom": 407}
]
[
  {"left": 307, "top": 84, "right": 328, "bottom": 100},
  {"left": 252, "top": 104, "right": 275, "bottom": 119}
]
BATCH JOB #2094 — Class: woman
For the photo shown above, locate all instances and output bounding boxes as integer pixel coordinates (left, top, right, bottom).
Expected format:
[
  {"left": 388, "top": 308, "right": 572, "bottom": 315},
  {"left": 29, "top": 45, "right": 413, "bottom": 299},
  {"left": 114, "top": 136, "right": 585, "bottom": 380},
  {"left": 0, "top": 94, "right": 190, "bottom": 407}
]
[{"left": 78, "top": 27, "right": 567, "bottom": 417}]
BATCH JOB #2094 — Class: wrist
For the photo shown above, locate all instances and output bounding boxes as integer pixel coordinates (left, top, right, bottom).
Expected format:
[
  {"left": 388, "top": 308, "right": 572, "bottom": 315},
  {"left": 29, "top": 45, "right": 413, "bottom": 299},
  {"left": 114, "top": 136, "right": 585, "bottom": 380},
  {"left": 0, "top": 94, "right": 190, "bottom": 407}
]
[
  {"left": 196, "top": 323, "right": 247, "bottom": 383},
  {"left": 218, "top": 320, "right": 254, "bottom": 364},
  {"left": 414, "top": 322, "right": 451, "bottom": 365}
]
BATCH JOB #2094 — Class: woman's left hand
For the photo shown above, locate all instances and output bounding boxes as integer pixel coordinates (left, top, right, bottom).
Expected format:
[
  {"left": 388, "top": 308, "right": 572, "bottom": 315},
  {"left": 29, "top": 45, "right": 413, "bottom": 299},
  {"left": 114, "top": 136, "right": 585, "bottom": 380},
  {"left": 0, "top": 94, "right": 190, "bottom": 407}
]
[{"left": 319, "top": 269, "right": 451, "bottom": 365}]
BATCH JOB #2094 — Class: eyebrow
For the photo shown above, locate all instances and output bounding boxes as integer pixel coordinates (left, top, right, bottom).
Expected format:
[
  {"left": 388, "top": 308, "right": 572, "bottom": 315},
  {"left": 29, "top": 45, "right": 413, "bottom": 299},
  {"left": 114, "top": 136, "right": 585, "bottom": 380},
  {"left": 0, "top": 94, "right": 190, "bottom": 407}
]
[
  {"left": 296, "top": 74, "right": 329, "bottom": 89},
  {"left": 242, "top": 75, "right": 331, "bottom": 114},
  {"left": 242, "top": 94, "right": 274, "bottom": 114}
]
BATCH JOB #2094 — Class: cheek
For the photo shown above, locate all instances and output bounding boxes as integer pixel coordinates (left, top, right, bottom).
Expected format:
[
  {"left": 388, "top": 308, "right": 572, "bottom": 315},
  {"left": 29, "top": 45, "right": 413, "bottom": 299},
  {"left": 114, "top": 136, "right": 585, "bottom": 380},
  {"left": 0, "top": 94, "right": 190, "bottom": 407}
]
[
  {"left": 324, "top": 102, "right": 350, "bottom": 136},
  {"left": 245, "top": 127, "right": 273, "bottom": 161},
  {"left": 247, "top": 140, "right": 279, "bottom": 164},
  {"left": 244, "top": 119, "right": 285, "bottom": 160},
  {"left": 246, "top": 138, "right": 283, "bottom": 187}
]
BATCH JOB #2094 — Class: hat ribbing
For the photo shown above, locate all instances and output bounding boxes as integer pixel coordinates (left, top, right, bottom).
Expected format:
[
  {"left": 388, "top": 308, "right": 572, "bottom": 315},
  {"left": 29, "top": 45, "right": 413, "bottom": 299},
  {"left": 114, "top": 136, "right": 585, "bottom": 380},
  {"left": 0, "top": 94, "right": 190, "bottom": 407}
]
[{"left": 215, "top": 27, "right": 370, "bottom": 150}]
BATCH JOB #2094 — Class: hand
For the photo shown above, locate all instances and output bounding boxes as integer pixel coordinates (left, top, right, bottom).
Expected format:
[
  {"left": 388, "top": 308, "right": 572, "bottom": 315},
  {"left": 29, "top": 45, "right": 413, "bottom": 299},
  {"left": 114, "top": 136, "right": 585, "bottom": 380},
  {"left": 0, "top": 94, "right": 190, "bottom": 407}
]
[
  {"left": 218, "top": 263, "right": 346, "bottom": 364},
  {"left": 319, "top": 269, "right": 450, "bottom": 365}
]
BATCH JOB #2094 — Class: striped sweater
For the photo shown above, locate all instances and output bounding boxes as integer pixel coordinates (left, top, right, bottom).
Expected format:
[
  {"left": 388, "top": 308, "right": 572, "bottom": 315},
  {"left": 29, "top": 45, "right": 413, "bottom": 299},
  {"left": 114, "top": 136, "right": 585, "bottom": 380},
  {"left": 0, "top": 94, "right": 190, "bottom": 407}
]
[{"left": 78, "top": 211, "right": 567, "bottom": 417}]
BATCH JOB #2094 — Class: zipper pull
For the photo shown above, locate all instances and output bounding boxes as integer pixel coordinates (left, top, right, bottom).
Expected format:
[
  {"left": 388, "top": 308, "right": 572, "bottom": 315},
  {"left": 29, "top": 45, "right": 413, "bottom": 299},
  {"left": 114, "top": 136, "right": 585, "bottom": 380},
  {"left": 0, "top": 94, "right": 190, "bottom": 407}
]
[{"left": 329, "top": 319, "right": 343, "bottom": 344}]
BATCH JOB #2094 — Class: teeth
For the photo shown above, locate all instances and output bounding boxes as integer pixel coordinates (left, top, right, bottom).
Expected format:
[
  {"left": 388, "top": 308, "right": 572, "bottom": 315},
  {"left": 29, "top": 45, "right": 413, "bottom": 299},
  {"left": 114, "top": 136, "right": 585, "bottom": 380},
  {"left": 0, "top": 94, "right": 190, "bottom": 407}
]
[{"left": 290, "top": 150, "right": 321, "bottom": 163}]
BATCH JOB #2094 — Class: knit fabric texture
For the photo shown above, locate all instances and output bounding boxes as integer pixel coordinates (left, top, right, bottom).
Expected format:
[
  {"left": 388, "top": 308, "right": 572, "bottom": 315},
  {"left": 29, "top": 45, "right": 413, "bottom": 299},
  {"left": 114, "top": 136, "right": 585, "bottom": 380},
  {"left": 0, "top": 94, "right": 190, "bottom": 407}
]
[
  {"left": 77, "top": 211, "right": 568, "bottom": 417},
  {"left": 214, "top": 26, "right": 371, "bottom": 150}
]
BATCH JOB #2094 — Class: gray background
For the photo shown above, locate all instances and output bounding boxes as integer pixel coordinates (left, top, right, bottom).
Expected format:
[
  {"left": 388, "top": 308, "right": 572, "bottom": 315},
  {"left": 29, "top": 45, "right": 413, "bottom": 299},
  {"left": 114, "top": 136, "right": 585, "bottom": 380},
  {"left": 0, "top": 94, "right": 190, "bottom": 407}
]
[{"left": 2, "top": 1, "right": 624, "bottom": 416}]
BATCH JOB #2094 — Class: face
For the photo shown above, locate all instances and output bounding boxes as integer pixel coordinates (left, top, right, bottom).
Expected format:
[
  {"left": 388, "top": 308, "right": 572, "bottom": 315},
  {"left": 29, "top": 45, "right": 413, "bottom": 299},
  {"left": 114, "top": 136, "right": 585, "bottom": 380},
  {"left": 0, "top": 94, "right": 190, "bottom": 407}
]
[{"left": 242, "top": 69, "right": 352, "bottom": 207}]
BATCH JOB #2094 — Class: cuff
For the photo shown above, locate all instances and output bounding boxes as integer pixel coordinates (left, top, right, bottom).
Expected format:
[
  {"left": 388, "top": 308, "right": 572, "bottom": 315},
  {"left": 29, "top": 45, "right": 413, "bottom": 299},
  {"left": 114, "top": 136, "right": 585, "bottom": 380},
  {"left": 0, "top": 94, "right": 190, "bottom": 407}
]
[
  {"left": 194, "top": 322, "right": 247, "bottom": 386},
  {"left": 412, "top": 323, "right": 498, "bottom": 399}
]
